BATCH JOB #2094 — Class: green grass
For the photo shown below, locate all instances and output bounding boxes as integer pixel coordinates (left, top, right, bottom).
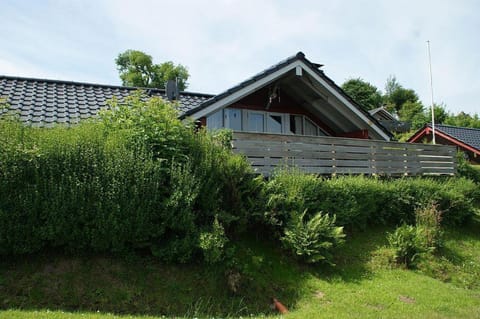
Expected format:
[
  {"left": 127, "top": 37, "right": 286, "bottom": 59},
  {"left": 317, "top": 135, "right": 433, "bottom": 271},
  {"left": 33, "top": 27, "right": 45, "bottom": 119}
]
[{"left": 2, "top": 223, "right": 480, "bottom": 319}]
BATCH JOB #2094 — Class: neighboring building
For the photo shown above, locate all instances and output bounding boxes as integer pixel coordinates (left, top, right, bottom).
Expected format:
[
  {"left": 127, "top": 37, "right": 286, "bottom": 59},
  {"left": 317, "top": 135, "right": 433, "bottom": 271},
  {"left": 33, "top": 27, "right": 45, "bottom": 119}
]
[
  {"left": 368, "top": 106, "right": 410, "bottom": 133},
  {"left": 408, "top": 124, "right": 480, "bottom": 164},
  {"left": 0, "top": 52, "right": 392, "bottom": 141}
]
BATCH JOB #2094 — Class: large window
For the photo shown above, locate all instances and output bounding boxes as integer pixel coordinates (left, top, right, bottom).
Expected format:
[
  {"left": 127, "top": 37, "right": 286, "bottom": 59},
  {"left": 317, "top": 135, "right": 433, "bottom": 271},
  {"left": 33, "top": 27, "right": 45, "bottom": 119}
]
[
  {"left": 247, "top": 112, "right": 264, "bottom": 132},
  {"left": 206, "top": 109, "right": 223, "bottom": 129},
  {"left": 206, "top": 108, "right": 326, "bottom": 136},
  {"left": 225, "top": 108, "right": 242, "bottom": 130},
  {"left": 266, "top": 114, "right": 283, "bottom": 133}
]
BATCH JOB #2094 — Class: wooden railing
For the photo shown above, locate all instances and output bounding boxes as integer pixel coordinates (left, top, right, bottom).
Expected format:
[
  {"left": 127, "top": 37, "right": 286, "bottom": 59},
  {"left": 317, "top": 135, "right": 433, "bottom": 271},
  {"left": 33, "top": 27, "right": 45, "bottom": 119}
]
[{"left": 232, "top": 132, "right": 457, "bottom": 176}]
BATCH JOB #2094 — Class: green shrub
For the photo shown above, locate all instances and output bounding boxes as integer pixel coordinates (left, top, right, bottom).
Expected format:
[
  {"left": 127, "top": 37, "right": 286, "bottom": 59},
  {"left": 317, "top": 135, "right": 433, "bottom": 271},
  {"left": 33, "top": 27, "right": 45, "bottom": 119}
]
[
  {"left": 263, "top": 168, "right": 321, "bottom": 232},
  {"left": 457, "top": 152, "right": 480, "bottom": 184},
  {"left": 415, "top": 203, "right": 443, "bottom": 252},
  {"left": 387, "top": 224, "right": 420, "bottom": 267},
  {"left": 263, "top": 168, "right": 477, "bottom": 232},
  {"left": 0, "top": 94, "right": 256, "bottom": 263},
  {"left": 388, "top": 203, "right": 443, "bottom": 268},
  {"left": 281, "top": 210, "right": 345, "bottom": 264},
  {"left": 199, "top": 217, "right": 228, "bottom": 264}
]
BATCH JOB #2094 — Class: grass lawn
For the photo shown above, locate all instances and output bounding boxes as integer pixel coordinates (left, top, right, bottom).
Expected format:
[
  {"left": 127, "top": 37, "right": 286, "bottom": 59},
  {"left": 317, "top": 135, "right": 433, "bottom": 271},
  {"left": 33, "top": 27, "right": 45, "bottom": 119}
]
[{"left": 1, "top": 223, "right": 480, "bottom": 319}]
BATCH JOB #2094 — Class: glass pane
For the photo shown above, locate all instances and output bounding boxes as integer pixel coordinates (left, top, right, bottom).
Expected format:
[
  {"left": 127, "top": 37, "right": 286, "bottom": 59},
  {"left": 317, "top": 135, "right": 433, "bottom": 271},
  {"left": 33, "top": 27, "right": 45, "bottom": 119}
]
[
  {"left": 304, "top": 118, "right": 318, "bottom": 136},
  {"left": 206, "top": 110, "right": 223, "bottom": 129},
  {"left": 225, "top": 109, "right": 242, "bottom": 131},
  {"left": 267, "top": 114, "right": 283, "bottom": 133},
  {"left": 289, "top": 115, "right": 303, "bottom": 134},
  {"left": 247, "top": 113, "right": 264, "bottom": 132}
]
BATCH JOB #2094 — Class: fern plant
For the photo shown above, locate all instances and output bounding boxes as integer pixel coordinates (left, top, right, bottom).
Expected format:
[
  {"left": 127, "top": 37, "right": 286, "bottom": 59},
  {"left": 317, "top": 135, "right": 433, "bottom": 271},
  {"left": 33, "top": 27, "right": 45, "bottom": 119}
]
[{"left": 281, "top": 210, "right": 345, "bottom": 265}]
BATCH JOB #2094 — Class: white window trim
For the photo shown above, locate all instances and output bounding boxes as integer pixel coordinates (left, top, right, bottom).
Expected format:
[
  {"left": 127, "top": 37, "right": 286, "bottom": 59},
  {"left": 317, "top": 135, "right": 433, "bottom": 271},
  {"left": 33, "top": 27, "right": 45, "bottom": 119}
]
[{"left": 206, "top": 108, "right": 328, "bottom": 136}]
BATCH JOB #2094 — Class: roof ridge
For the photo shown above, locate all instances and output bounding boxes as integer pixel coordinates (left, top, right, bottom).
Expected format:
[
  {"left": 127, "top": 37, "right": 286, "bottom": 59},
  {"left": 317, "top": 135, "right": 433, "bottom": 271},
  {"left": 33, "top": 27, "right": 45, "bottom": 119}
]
[{"left": 0, "top": 74, "right": 214, "bottom": 98}]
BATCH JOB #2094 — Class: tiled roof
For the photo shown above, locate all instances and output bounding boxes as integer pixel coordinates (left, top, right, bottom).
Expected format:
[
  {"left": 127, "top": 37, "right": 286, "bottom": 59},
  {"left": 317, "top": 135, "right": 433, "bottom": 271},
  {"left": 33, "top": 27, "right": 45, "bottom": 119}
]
[
  {"left": 429, "top": 124, "right": 480, "bottom": 151},
  {"left": 0, "top": 75, "right": 213, "bottom": 126},
  {"left": 0, "top": 52, "right": 391, "bottom": 140}
]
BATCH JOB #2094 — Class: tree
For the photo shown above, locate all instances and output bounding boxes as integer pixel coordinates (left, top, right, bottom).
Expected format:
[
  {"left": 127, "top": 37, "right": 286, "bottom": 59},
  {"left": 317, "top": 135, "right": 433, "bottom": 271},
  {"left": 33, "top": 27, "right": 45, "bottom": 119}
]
[
  {"left": 115, "top": 50, "right": 189, "bottom": 91},
  {"left": 398, "top": 100, "right": 424, "bottom": 124},
  {"left": 341, "top": 78, "right": 383, "bottom": 111},
  {"left": 445, "top": 112, "right": 480, "bottom": 129},
  {"left": 384, "top": 76, "right": 419, "bottom": 113},
  {"left": 408, "top": 104, "right": 449, "bottom": 130}
]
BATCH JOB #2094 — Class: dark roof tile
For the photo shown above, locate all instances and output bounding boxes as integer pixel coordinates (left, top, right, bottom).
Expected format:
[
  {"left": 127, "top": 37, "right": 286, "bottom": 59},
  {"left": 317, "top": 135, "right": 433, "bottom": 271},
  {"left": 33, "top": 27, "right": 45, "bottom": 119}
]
[
  {"left": 428, "top": 124, "right": 480, "bottom": 151},
  {"left": 0, "top": 75, "right": 213, "bottom": 126}
]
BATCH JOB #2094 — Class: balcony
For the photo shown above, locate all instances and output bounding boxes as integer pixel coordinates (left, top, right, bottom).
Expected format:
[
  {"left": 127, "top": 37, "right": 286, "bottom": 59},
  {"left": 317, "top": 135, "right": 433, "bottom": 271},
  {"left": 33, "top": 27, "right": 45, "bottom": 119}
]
[{"left": 232, "top": 132, "right": 457, "bottom": 176}]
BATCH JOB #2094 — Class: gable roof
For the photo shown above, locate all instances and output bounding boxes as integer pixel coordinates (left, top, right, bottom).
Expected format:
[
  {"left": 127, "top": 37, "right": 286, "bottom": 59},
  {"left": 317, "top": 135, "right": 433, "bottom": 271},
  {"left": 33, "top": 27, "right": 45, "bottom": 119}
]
[
  {"left": 183, "top": 52, "right": 392, "bottom": 141},
  {"left": 0, "top": 75, "right": 212, "bottom": 126},
  {"left": 408, "top": 123, "right": 480, "bottom": 154},
  {"left": 369, "top": 106, "right": 396, "bottom": 121},
  {"left": 0, "top": 52, "right": 392, "bottom": 140}
]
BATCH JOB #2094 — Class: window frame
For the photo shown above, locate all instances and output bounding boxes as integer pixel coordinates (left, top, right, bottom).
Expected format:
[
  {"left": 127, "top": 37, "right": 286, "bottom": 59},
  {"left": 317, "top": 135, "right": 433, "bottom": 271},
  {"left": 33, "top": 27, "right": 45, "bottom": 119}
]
[{"left": 206, "top": 108, "right": 327, "bottom": 136}]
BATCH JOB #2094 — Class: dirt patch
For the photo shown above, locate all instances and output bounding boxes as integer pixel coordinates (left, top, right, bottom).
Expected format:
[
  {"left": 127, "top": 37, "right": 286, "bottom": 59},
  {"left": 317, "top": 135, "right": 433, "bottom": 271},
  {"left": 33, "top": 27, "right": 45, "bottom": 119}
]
[
  {"left": 399, "top": 295, "right": 416, "bottom": 304},
  {"left": 314, "top": 290, "right": 325, "bottom": 299}
]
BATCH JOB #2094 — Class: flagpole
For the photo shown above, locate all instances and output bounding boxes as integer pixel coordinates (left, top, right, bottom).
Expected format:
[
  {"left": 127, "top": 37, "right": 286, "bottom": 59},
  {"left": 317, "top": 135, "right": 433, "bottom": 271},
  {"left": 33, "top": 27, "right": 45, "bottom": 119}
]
[{"left": 427, "top": 40, "right": 436, "bottom": 144}]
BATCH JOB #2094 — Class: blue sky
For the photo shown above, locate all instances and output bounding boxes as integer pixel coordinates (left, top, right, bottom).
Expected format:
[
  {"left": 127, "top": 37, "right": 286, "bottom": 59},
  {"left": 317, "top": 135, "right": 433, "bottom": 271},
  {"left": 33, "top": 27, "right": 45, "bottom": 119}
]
[{"left": 1, "top": 0, "right": 479, "bottom": 114}]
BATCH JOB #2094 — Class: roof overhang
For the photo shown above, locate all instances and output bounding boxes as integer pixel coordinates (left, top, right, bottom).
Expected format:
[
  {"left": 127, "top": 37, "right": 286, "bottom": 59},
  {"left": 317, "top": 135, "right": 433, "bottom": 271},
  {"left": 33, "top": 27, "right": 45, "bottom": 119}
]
[{"left": 184, "top": 55, "right": 391, "bottom": 141}]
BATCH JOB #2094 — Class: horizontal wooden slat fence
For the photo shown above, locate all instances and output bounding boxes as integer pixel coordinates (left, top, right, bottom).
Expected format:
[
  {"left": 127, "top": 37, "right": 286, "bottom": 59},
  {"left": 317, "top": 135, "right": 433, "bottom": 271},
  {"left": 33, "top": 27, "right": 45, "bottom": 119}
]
[{"left": 232, "top": 132, "right": 457, "bottom": 176}]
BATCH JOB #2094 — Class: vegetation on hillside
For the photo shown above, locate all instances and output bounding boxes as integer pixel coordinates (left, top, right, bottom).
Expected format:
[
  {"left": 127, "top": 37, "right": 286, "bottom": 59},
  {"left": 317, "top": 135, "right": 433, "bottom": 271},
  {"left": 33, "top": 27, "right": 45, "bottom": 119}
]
[
  {"left": 1, "top": 223, "right": 480, "bottom": 318},
  {"left": 1, "top": 92, "right": 480, "bottom": 318},
  {"left": 0, "top": 92, "right": 256, "bottom": 263}
]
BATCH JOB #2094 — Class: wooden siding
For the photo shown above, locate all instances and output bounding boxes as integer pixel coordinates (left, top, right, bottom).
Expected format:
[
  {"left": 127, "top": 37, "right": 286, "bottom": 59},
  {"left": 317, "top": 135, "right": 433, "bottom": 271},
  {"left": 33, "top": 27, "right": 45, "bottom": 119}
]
[{"left": 232, "top": 132, "right": 457, "bottom": 176}]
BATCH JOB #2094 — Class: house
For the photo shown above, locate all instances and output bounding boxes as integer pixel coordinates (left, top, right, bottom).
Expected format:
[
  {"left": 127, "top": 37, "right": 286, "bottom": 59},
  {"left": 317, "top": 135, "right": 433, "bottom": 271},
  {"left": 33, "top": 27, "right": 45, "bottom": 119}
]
[
  {"left": 182, "top": 52, "right": 393, "bottom": 141},
  {"left": 408, "top": 124, "right": 480, "bottom": 164},
  {"left": 0, "top": 52, "right": 456, "bottom": 175},
  {"left": 0, "top": 52, "right": 391, "bottom": 140},
  {"left": 368, "top": 106, "right": 410, "bottom": 133}
]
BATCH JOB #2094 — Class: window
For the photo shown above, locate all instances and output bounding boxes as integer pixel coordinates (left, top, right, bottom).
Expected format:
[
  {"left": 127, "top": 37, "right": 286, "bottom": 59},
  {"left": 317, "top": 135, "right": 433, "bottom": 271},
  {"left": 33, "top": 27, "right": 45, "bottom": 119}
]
[
  {"left": 247, "top": 112, "right": 264, "bottom": 132},
  {"left": 304, "top": 117, "right": 318, "bottom": 136},
  {"left": 289, "top": 115, "right": 303, "bottom": 134},
  {"left": 206, "top": 108, "right": 327, "bottom": 137},
  {"left": 225, "top": 108, "right": 242, "bottom": 131},
  {"left": 206, "top": 110, "right": 223, "bottom": 129},
  {"left": 266, "top": 114, "right": 283, "bottom": 133}
]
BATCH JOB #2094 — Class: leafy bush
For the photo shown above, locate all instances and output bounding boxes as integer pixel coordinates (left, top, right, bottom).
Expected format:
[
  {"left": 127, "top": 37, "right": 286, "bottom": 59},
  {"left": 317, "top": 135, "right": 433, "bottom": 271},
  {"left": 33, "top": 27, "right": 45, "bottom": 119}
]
[
  {"left": 199, "top": 217, "right": 228, "bottom": 264},
  {"left": 457, "top": 152, "right": 480, "bottom": 184},
  {"left": 281, "top": 210, "right": 345, "bottom": 264},
  {"left": 263, "top": 168, "right": 478, "bottom": 231},
  {"left": 263, "top": 168, "right": 321, "bottom": 232},
  {"left": 0, "top": 94, "right": 256, "bottom": 263},
  {"left": 387, "top": 224, "right": 421, "bottom": 267},
  {"left": 388, "top": 203, "right": 443, "bottom": 268},
  {"left": 415, "top": 203, "right": 443, "bottom": 251}
]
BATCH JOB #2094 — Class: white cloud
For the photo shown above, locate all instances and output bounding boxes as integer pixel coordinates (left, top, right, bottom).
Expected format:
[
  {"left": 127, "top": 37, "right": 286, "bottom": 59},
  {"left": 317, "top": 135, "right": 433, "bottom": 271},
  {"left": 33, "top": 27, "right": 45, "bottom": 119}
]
[{"left": 1, "top": 0, "right": 479, "bottom": 114}]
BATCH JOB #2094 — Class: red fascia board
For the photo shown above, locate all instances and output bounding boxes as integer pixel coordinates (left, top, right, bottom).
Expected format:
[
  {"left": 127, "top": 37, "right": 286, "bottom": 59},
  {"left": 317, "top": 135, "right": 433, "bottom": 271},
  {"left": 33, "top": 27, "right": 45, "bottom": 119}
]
[{"left": 407, "top": 126, "right": 429, "bottom": 143}]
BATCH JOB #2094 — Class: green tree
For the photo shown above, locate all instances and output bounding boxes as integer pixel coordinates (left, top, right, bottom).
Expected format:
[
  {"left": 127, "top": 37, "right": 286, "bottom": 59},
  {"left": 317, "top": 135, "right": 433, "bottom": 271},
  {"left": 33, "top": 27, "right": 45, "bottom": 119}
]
[
  {"left": 445, "top": 112, "right": 480, "bottom": 128},
  {"left": 115, "top": 50, "right": 189, "bottom": 91},
  {"left": 409, "top": 104, "right": 449, "bottom": 130},
  {"left": 398, "top": 100, "right": 424, "bottom": 123},
  {"left": 384, "top": 76, "right": 419, "bottom": 113},
  {"left": 341, "top": 78, "right": 383, "bottom": 111}
]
